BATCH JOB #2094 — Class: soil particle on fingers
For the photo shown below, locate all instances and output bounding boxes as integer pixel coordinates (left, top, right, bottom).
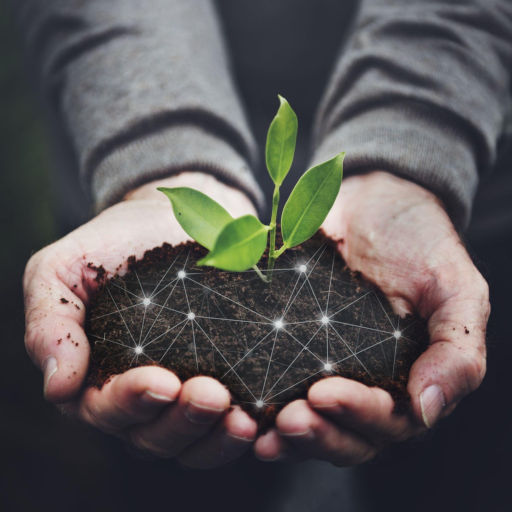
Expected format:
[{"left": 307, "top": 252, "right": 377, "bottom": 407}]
[
  {"left": 86, "top": 233, "right": 429, "bottom": 428},
  {"left": 87, "top": 262, "right": 107, "bottom": 285}
]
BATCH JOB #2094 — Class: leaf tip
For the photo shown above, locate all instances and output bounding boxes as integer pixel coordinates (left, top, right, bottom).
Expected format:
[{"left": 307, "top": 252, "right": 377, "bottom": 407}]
[{"left": 156, "top": 186, "right": 175, "bottom": 198}]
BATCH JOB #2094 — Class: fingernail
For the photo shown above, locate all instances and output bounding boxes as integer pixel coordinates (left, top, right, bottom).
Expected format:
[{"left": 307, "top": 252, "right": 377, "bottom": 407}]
[
  {"left": 219, "top": 432, "right": 255, "bottom": 457},
  {"left": 226, "top": 432, "right": 255, "bottom": 443},
  {"left": 313, "top": 403, "right": 344, "bottom": 414},
  {"left": 185, "top": 401, "right": 225, "bottom": 424},
  {"left": 256, "top": 453, "right": 285, "bottom": 462},
  {"left": 43, "top": 356, "right": 58, "bottom": 396},
  {"left": 281, "top": 428, "right": 315, "bottom": 440},
  {"left": 141, "top": 390, "right": 176, "bottom": 404},
  {"left": 420, "top": 384, "right": 446, "bottom": 428}
]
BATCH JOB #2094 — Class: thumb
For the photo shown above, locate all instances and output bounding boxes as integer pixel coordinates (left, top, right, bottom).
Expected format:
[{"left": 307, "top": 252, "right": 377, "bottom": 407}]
[
  {"left": 23, "top": 248, "right": 91, "bottom": 403},
  {"left": 407, "top": 269, "right": 490, "bottom": 428}
]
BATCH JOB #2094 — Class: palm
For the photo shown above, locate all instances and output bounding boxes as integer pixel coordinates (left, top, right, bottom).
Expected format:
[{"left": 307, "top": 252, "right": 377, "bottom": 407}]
[
  {"left": 254, "top": 171, "right": 489, "bottom": 465},
  {"left": 324, "top": 171, "right": 467, "bottom": 318},
  {"left": 23, "top": 174, "right": 260, "bottom": 468},
  {"left": 72, "top": 200, "right": 191, "bottom": 279}
]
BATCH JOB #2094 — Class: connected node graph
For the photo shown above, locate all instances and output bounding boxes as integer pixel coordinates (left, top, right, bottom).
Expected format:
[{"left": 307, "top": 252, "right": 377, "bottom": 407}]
[{"left": 89, "top": 241, "right": 425, "bottom": 410}]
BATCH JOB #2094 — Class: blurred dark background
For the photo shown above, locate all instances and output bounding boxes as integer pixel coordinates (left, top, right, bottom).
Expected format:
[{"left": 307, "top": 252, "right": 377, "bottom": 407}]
[{"left": 1, "top": 1, "right": 511, "bottom": 510}]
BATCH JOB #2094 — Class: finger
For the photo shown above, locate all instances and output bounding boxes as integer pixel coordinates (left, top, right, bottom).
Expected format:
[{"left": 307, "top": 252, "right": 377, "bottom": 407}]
[
  {"left": 275, "top": 400, "right": 377, "bottom": 466},
  {"left": 129, "top": 376, "right": 230, "bottom": 458},
  {"left": 177, "top": 405, "right": 257, "bottom": 469},
  {"left": 254, "top": 428, "right": 289, "bottom": 462},
  {"left": 409, "top": 269, "right": 490, "bottom": 428},
  {"left": 308, "top": 377, "right": 422, "bottom": 444},
  {"left": 78, "top": 366, "right": 181, "bottom": 433},
  {"left": 23, "top": 250, "right": 90, "bottom": 403}
]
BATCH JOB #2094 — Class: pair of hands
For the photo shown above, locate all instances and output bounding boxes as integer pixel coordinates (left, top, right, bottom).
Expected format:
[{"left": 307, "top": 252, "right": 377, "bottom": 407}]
[{"left": 23, "top": 170, "right": 489, "bottom": 468}]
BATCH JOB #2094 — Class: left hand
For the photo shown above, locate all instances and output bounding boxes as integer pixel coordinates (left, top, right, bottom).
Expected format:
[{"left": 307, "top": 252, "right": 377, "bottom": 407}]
[{"left": 254, "top": 171, "right": 490, "bottom": 465}]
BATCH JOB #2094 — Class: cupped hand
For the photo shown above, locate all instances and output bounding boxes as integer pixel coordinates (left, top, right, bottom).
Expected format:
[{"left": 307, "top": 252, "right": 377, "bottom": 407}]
[
  {"left": 23, "top": 172, "right": 258, "bottom": 468},
  {"left": 255, "top": 170, "right": 490, "bottom": 465}
]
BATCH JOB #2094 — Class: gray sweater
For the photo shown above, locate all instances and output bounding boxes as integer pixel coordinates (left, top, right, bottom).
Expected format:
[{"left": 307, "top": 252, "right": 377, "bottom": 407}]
[{"left": 16, "top": 0, "right": 512, "bottom": 229}]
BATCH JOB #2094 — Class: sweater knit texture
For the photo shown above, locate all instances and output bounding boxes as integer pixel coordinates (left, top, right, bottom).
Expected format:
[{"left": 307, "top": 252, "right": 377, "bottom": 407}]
[{"left": 15, "top": 0, "right": 512, "bottom": 229}]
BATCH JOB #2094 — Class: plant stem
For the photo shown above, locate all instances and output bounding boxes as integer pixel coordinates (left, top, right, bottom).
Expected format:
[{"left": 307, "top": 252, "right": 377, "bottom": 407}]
[
  {"left": 273, "top": 245, "right": 287, "bottom": 259},
  {"left": 267, "top": 185, "right": 281, "bottom": 280},
  {"left": 252, "top": 265, "right": 268, "bottom": 282}
]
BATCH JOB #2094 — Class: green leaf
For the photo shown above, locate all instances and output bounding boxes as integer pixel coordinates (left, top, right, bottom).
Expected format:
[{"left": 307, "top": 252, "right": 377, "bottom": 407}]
[
  {"left": 197, "top": 215, "right": 269, "bottom": 271},
  {"left": 265, "top": 95, "right": 298, "bottom": 186},
  {"left": 157, "top": 187, "right": 232, "bottom": 250},
  {"left": 281, "top": 152, "right": 345, "bottom": 248}
]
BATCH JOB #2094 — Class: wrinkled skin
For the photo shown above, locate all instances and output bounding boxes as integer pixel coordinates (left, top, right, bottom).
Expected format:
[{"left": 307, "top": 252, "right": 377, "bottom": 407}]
[
  {"left": 23, "top": 171, "right": 489, "bottom": 468},
  {"left": 254, "top": 171, "right": 489, "bottom": 464}
]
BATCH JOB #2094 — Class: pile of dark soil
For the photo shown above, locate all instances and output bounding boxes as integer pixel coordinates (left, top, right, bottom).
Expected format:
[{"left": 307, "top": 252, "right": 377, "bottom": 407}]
[{"left": 86, "top": 233, "right": 428, "bottom": 425}]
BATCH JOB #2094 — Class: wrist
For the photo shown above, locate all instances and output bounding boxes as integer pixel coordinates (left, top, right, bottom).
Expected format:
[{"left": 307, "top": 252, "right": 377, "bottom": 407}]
[{"left": 123, "top": 172, "right": 258, "bottom": 218}]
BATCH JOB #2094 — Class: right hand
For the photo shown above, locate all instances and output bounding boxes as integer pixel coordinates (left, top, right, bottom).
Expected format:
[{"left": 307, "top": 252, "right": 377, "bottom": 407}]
[{"left": 23, "top": 172, "right": 259, "bottom": 468}]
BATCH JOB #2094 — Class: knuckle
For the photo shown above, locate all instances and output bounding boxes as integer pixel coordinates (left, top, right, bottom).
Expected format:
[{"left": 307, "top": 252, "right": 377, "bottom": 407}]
[
  {"left": 23, "top": 252, "right": 41, "bottom": 283},
  {"left": 358, "top": 446, "right": 378, "bottom": 464},
  {"left": 80, "top": 402, "right": 117, "bottom": 434},
  {"left": 176, "top": 452, "right": 213, "bottom": 469},
  {"left": 473, "top": 273, "right": 490, "bottom": 314},
  {"left": 461, "top": 348, "right": 486, "bottom": 392},
  {"left": 474, "top": 272, "right": 489, "bottom": 300},
  {"left": 24, "top": 322, "right": 42, "bottom": 361},
  {"left": 24, "top": 248, "right": 51, "bottom": 286},
  {"left": 389, "top": 422, "right": 415, "bottom": 443},
  {"left": 332, "top": 445, "right": 377, "bottom": 467},
  {"left": 130, "top": 432, "right": 173, "bottom": 459}
]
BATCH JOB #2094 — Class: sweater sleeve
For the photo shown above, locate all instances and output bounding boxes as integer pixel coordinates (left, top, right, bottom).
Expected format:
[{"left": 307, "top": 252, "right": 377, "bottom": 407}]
[
  {"left": 311, "top": 0, "right": 512, "bottom": 229},
  {"left": 15, "top": 0, "right": 264, "bottom": 212}
]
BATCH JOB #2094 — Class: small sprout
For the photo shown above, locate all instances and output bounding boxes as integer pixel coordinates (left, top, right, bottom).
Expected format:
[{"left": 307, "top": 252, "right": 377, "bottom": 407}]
[{"left": 159, "top": 95, "right": 344, "bottom": 283}]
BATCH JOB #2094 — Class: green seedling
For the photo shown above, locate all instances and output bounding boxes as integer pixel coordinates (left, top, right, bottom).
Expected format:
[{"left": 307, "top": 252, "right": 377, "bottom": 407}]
[{"left": 159, "top": 95, "right": 344, "bottom": 282}]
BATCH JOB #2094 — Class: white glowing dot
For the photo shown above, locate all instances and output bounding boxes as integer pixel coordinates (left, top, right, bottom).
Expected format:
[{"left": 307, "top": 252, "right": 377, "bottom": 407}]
[
  {"left": 324, "top": 363, "right": 333, "bottom": 372},
  {"left": 142, "top": 297, "right": 151, "bottom": 307},
  {"left": 393, "top": 330, "right": 402, "bottom": 339},
  {"left": 177, "top": 270, "right": 186, "bottom": 279},
  {"left": 187, "top": 311, "right": 195, "bottom": 321},
  {"left": 255, "top": 400, "right": 264, "bottom": 409},
  {"left": 297, "top": 264, "right": 307, "bottom": 273},
  {"left": 273, "top": 318, "right": 284, "bottom": 330},
  {"left": 134, "top": 345, "right": 143, "bottom": 355},
  {"left": 321, "top": 315, "right": 330, "bottom": 325}
]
